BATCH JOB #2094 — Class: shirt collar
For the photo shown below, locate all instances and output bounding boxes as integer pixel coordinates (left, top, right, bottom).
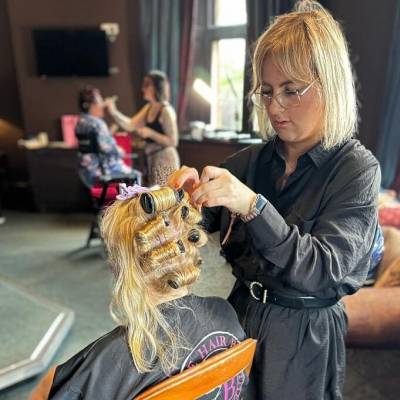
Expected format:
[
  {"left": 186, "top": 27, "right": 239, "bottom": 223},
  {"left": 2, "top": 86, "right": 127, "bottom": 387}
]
[
  {"left": 306, "top": 141, "right": 343, "bottom": 168},
  {"left": 264, "top": 137, "right": 341, "bottom": 169}
]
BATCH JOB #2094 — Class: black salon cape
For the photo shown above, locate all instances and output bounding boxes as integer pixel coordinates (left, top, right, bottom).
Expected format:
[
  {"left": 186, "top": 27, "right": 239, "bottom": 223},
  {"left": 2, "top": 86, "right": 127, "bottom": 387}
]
[{"left": 49, "top": 295, "right": 247, "bottom": 400}]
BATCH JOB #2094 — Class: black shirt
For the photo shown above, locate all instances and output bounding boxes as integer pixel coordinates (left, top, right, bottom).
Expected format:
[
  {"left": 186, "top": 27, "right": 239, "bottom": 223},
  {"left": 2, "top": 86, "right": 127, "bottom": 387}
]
[
  {"left": 203, "top": 138, "right": 381, "bottom": 300},
  {"left": 49, "top": 295, "right": 247, "bottom": 400}
]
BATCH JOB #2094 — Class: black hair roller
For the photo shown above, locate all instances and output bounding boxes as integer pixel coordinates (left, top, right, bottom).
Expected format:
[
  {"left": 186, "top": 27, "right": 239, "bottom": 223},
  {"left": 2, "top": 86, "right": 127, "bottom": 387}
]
[
  {"left": 140, "top": 193, "right": 155, "bottom": 214},
  {"left": 188, "top": 229, "right": 200, "bottom": 243}
]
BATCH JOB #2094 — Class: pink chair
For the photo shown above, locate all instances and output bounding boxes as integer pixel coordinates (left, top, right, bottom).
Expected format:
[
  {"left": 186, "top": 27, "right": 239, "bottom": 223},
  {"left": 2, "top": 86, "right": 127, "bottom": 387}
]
[
  {"left": 61, "top": 115, "right": 80, "bottom": 148},
  {"left": 114, "top": 132, "right": 133, "bottom": 167}
]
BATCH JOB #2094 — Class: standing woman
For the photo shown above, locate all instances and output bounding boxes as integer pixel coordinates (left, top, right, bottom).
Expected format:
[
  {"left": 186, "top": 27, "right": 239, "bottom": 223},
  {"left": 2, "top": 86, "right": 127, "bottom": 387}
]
[
  {"left": 169, "top": 1, "right": 380, "bottom": 399},
  {"left": 106, "top": 70, "right": 180, "bottom": 186}
]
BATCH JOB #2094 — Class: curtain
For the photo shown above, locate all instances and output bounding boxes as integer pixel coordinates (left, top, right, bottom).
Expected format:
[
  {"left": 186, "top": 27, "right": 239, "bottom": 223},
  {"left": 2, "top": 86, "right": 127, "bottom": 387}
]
[
  {"left": 242, "top": 0, "right": 297, "bottom": 132},
  {"left": 377, "top": 2, "right": 400, "bottom": 188},
  {"left": 178, "top": 1, "right": 198, "bottom": 128},
  {"left": 139, "top": 0, "right": 197, "bottom": 125}
]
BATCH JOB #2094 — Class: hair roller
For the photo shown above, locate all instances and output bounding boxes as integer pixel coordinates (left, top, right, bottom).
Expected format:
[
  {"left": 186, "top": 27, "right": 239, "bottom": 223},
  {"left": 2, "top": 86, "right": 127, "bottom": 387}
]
[
  {"left": 187, "top": 228, "right": 207, "bottom": 247},
  {"left": 153, "top": 265, "right": 201, "bottom": 293},
  {"left": 140, "top": 187, "right": 184, "bottom": 214},
  {"left": 136, "top": 214, "right": 177, "bottom": 254},
  {"left": 181, "top": 206, "right": 202, "bottom": 224},
  {"left": 144, "top": 240, "right": 186, "bottom": 271}
]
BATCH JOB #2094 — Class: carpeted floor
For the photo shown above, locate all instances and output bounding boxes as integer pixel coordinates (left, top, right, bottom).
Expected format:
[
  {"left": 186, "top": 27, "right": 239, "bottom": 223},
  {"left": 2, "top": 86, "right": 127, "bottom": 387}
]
[{"left": 0, "top": 211, "right": 398, "bottom": 399}]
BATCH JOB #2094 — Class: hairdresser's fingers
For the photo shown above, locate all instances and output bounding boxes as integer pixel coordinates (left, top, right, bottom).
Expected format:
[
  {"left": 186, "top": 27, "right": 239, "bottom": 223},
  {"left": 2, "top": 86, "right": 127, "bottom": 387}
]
[
  {"left": 168, "top": 166, "right": 200, "bottom": 194},
  {"left": 191, "top": 178, "right": 223, "bottom": 204},
  {"left": 194, "top": 188, "right": 231, "bottom": 209},
  {"left": 199, "top": 165, "right": 227, "bottom": 185},
  {"left": 194, "top": 171, "right": 257, "bottom": 215}
]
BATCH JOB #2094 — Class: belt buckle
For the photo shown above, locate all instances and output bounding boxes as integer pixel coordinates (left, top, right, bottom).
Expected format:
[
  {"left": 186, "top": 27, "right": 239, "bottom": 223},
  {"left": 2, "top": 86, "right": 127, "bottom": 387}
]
[{"left": 249, "top": 281, "right": 268, "bottom": 304}]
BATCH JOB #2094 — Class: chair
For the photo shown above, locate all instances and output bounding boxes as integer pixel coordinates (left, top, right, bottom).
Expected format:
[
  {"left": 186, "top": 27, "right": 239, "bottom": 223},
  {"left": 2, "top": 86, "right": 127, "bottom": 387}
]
[
  {"left": 134, "top": 338, "right": 257, "bottom": 400},
  {"left": 114, "top": 132, "right": 136, "bottom": 168},
  {"left": 75, "top": 127, "right": 138, "bottom": 247}
]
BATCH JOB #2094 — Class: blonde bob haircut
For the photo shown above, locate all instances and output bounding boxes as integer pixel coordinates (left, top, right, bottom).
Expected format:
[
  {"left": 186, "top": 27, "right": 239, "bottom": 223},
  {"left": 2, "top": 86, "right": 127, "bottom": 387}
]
[
  {"left": 250, "top": 0, "right": 358, "bottom": 149},
  {"left": 101, "top": 186, "right": 206, "bottom": 374}
]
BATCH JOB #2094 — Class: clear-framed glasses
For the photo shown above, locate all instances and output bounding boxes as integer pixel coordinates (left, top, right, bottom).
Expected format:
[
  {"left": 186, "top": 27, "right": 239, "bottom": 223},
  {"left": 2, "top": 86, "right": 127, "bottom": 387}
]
[{"left": 251, "top": 80, "right": 316, "bottom": 110}]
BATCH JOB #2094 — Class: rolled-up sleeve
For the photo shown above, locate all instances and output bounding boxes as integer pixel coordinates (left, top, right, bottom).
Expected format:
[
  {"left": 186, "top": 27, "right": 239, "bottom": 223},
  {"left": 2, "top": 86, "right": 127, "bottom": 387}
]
[{"left": 246, "top": 163, "right": 381, "bottom": 293}]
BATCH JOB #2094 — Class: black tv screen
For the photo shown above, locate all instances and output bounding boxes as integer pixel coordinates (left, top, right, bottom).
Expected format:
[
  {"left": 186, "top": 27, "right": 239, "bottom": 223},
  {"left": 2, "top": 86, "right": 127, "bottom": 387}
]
[{"left": 33, "top": 29, "right": 109, "bottom": 77}]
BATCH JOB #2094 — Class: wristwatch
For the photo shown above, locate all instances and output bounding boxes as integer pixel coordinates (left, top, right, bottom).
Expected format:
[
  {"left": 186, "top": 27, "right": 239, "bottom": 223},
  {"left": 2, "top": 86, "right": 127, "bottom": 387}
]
[{"left": 240, "top": 194, "right": 268, "bottom": 223}]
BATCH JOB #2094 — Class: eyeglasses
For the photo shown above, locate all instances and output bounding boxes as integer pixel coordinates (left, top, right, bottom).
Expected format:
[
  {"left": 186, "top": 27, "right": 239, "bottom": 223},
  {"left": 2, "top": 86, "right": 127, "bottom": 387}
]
[{"left": 251, "top": 80, "right": 316, "bottom": 110}]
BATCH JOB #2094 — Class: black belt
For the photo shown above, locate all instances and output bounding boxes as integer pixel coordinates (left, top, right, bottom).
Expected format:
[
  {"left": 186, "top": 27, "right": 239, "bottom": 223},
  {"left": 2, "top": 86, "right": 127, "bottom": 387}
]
[{"left": 243, "top": 281, "right": 337, "bottom": 309}]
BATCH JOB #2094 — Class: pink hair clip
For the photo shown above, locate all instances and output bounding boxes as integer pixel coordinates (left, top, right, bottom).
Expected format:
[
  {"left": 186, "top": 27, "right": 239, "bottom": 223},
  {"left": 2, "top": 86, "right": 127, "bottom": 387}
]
[{"left": 116, "top": 183, "right": 151, "bottom": 200}]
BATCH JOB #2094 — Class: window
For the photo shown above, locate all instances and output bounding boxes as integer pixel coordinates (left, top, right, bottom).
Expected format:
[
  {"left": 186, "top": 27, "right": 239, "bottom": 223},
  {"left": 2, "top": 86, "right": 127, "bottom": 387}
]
[
  {"left": 214, "top": 0, "right": 247, "bottom": 26},
  {"left": 190, "top": 0, "right": 247, "bottom": 131},
  {"left": 211, "top": 38, "right": 246, "bottom": 130}
]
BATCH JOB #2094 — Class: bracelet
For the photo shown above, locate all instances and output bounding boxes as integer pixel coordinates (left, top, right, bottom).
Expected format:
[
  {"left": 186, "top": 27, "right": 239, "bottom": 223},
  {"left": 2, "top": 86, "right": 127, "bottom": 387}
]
[
  {"left": 240, "top": 194, "right": 267, "bottom": 223},
  {"left": 240, "top": 195, "right": 258, "bottom": 223}
]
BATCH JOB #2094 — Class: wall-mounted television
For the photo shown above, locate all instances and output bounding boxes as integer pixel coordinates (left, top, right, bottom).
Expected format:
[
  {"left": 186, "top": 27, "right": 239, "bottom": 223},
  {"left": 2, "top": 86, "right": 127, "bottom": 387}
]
[{"left": 33, "top": 28, "right": 109, "bottom": 77}]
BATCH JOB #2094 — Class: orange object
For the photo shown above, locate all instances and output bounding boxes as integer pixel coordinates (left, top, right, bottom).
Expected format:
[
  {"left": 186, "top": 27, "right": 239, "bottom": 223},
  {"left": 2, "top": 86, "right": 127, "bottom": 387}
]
[
  {"left": 135, "top": 338, "right": 257, "bottom": 400},
  {"left": 29, "top": 367, "right": 56, "bottom": 400}
]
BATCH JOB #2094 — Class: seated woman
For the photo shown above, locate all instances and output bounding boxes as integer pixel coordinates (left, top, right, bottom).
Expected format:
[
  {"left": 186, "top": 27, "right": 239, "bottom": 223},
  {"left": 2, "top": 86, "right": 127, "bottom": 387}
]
[
  {"left": 76, "top": 86, "right": 136, "bottom": 187},
  {"left": 33, "top": 185, "right": 246, "bottom": 399},
  {"left": 106, "top": 70, "right": 180, "bottom": 186}
]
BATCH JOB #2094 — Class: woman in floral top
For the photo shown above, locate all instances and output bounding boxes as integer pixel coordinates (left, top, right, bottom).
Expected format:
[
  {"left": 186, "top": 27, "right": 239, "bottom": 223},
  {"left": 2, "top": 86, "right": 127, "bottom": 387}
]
[{"left": 76, "top": 87, "right": 134, "bottom": 186}]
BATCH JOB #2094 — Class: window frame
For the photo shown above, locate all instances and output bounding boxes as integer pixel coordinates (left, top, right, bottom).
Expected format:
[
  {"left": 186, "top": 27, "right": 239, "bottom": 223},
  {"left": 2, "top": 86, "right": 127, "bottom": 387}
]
[{"left": 187, "top": 0, "right": 247, "bottom": 131}]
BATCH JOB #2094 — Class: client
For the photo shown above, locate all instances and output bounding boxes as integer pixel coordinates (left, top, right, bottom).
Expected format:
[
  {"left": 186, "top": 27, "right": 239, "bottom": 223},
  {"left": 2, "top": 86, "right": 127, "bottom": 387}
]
[{"left": 32, "top": 185, "right": 246, "bottom": 399}]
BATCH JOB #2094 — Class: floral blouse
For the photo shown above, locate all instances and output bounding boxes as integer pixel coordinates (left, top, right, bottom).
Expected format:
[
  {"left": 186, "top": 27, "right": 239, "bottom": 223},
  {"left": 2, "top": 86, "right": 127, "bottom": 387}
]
[{"left": 76, "top": 113, "right": 132, "bottom": 186}]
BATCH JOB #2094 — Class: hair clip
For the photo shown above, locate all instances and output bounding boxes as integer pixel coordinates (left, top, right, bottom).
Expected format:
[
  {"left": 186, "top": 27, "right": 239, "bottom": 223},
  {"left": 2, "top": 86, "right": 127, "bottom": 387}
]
[
  {"left": 161, "top": 212, "right": 170, "bottom": 226},
  {"left": 116, "top": 183, "right": 151, "bottom": 200},
  {"left": 168, "top": 280, "right": 179, "bottom": 289},
  {"left": 176, "top": 240, "right": 185, "bottom": 253},
  {"left": 181, "top": 206, "right": 189, "bottom": 219}
]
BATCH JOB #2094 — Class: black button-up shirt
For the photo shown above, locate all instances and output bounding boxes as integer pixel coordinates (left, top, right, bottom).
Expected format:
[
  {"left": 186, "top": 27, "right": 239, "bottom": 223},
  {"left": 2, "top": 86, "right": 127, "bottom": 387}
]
[{"left": 203, "top": 138, "right": 381, "bottom": 300}]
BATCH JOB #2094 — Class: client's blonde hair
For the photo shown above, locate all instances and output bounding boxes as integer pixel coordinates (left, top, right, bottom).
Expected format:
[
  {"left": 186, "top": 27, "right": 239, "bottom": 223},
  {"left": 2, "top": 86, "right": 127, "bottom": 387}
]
[{"left": 101, "top": 187, "right": 206, "bottom": 373}]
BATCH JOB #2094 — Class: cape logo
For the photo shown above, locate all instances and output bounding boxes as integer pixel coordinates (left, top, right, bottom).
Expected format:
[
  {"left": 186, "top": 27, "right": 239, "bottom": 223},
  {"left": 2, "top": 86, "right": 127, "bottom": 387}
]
[{"left": 180, "top": 331, "right": 246, "bottom": 400}]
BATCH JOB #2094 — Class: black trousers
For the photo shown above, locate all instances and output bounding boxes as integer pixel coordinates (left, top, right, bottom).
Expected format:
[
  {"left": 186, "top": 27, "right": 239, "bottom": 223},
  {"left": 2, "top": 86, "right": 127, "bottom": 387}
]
[{"left": 228, "top": 282, "right": 347, "bottom": 400}]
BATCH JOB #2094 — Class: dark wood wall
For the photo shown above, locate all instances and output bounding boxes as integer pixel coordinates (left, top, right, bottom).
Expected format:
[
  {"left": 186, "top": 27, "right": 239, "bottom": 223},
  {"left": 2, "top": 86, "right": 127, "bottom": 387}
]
[
  {"left": 0, "top": 0, "right": 25, "bottom": 180},
  {"left": 0, "top": 0, "right": 397, "bottom": 205},
  {"left": 6, "top": 0, "right": 143, "bottom": 140},
  {"left": 0, "top": 0, "right": 144, "bottom": 188}
]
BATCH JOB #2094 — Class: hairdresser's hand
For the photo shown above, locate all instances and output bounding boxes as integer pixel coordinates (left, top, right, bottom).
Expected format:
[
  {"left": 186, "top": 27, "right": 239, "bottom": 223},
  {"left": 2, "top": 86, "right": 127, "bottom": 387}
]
[
  {"left": 168, "top": 166, "right": 200, "bottom": 196},
  {"left": 191, "top": 166, "right": 256, "bottom": 215}
]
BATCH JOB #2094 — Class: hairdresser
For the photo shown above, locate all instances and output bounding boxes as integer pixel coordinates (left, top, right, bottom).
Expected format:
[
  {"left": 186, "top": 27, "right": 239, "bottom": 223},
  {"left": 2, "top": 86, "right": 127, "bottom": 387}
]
[
  {"left": 169, "top": 1, "right": 380, "bottom": 398},
  {"left": 106, "top": 70, "right": 180, "bottom": 186}
]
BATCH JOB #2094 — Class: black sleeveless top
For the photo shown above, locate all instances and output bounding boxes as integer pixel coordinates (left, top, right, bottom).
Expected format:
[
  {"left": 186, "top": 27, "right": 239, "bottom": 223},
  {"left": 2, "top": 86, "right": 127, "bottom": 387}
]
[{"left": 145, "top": 104, "right": 166, "bottom": 143}]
